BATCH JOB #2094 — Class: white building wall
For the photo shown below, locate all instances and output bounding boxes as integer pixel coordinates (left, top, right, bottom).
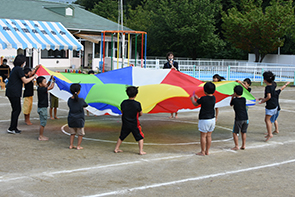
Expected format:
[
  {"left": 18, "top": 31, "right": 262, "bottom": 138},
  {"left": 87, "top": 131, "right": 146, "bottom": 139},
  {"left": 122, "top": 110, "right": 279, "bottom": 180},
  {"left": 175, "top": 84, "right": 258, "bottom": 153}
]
[{"left": 249, "top": 53, "right": 295, "bottom": 65}]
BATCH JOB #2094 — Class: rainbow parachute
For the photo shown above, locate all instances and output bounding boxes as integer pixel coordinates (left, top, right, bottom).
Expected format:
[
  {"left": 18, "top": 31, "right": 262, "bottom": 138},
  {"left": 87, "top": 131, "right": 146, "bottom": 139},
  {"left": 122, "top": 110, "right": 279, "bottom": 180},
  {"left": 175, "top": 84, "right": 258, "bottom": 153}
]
[{"left": 36, "top": 66, "right": 256, "bottom": 116}]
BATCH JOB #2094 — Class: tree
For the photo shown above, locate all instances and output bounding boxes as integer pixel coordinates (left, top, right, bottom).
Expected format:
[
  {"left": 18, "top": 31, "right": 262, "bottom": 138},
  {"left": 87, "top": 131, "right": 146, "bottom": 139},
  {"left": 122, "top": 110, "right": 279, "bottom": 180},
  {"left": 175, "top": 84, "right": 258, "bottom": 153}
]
[
  {"left": 127, "top": 0, "right": 224, "bottom": 59},
  {"left": 222, "top": 0, "right": 295, "bottom": 62}
]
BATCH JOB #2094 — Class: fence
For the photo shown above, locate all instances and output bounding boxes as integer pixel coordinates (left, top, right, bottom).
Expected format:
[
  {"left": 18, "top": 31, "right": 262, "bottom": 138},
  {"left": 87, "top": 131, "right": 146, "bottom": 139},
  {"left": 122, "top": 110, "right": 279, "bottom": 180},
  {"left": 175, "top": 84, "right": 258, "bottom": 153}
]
[{"left": 109, "top": 58, "right": 295, "bottom": 83}]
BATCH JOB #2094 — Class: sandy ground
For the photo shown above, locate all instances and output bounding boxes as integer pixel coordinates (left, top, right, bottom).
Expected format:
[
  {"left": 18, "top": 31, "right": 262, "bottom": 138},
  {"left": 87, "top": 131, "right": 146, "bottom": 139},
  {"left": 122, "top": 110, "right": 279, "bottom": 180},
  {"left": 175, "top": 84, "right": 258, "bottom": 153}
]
[{"left": 0, "top": 86, "right": 295, "bottom": 197}]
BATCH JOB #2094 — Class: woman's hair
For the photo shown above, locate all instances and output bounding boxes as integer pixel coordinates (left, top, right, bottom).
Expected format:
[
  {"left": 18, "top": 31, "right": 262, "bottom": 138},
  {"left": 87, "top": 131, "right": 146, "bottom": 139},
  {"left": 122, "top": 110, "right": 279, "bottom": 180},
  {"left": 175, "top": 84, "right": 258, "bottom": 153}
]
[
  {"left": 166, "top": 52, "right": 174, "bottom": 60},
  {"left": 70, "top": 83, "right": 81, "bottom": 102},
  {"left": 13, "top": 54, "right": 26, "bottom": 67},
  {"left": 213, "top": 74, "right": 225, "bottom": 81},
  {"left": 263, "top": 71, "right": 275, "bottom": 83}
]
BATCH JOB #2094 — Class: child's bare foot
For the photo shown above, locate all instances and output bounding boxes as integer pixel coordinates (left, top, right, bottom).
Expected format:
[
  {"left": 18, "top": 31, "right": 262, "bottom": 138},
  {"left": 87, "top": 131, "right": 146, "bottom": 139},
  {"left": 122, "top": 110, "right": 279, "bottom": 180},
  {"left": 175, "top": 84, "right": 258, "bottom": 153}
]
[
  {"left": 231, "top": 147, "right": 239, "bottom": 150},
  {"left": 240, "top": 147, "right": 245, "bottom": 150},
  {"left": 69, "top": 146, "right": 77, "bottom": 149},
  {"left": 273, "top": 131, "right": 279, "bottom": 134},
  {"left": 114, "top": 149, "right": 123, "bottom": 153},
  {"left": 54, "top": 117, "right": 59, "bottom": 119},
  {"left": 77, "top": 146, "right": 83, "bottom": 150},
  {"left": 25, "top": 121, "right": 32, "bottom": 125},
  {"left": 169, "top": 115, "right": 173, "bottom": 119},
  {"left": 205, "top": 151, "right": 209, "bottom": 155},
  {"left": 265, "top": 134, "right": 273, "bottom": 142},
  {"left": 196, "top": 152, "right": 205, "bottom": 156},
  {"left": 139, "top": 151, "right": 146, "bottom": 155},
  {"left": 50, "top": 117, "right": 54, "bottom": 120},
  {"left": 38, "top": 136, "right": 49, "bottom": 141}
]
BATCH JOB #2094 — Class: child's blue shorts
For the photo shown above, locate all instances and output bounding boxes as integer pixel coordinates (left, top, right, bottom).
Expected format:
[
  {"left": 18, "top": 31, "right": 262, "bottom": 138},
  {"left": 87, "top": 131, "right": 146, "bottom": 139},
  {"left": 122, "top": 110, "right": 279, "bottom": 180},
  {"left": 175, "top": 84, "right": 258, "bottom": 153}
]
[{"left": 270, "top": 110, "right": 280, "bottom": 123}]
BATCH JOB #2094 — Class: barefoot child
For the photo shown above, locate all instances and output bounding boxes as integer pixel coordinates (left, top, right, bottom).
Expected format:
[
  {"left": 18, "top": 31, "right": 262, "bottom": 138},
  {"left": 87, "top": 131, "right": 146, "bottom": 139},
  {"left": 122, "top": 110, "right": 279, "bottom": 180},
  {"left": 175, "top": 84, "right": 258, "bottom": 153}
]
[
  {"left": 114, "top": 86, "right": 146, "bottom": 155},
  {"left": 49, "top": 93, "right": 59, "bottom": 119},
  {"left": 258, "top": 71, "right": 277, "bottom": 142},
  {"left": 271, "top": 81, "right": 290, "bottom": 134},
  {"left": 230, "top": 85, "right": 248, "bottom": 150},
  {"left": 191, "top": 82, "right": 216, "bottom": 156},
  {"left": 22, "top": 68, "right": 34, "bottom": 125},
  {"left": 36, "top": 75, "right": 54, "bottom": 141},
  {"left": 67, "top": 83, "right": 88, "bottom": 150}
]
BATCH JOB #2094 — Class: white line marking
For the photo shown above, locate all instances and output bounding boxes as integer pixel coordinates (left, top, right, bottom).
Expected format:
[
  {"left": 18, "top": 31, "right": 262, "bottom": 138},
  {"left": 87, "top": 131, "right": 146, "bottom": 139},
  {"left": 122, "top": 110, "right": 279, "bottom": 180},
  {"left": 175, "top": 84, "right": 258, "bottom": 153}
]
[
  {"left": 0, "top": 155, "right": 191, "bottom": 183},
  {"left": 84, "top": 159, "right": 295, "bottom": 197},
  {"left": 0, "top": 140, "right": 294, "bottom": 184},
  {"left": 61, "top": 124, "right": 233, "bottom": 145}
]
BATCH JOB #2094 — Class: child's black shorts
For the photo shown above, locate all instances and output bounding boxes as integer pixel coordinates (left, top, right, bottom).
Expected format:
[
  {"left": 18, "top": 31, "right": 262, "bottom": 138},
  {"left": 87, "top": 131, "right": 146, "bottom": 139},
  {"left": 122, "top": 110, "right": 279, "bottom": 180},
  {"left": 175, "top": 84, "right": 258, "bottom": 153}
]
[{"left": 119, "top": 125, "right": 144, "bottom": 141}]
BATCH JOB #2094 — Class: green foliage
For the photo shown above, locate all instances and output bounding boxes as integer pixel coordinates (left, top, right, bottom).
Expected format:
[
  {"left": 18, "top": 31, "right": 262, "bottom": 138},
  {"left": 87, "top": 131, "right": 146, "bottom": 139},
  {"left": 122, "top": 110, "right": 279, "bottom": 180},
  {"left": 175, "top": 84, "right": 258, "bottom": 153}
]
[
  {"left": 222, "top": 0, "right": 295, "bottom": 62},
  {"left": 91, "top": 0, "right": 119, "bottom": 22}
]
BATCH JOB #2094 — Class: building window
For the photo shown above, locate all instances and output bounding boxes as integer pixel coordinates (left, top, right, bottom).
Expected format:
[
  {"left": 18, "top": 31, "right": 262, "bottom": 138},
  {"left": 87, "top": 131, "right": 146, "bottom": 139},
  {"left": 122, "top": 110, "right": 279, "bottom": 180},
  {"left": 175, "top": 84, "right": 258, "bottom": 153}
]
[
  {"left": 94, "top": 43, "right": 100, "bottom": 58},
  {"left": 73, "top": 50, "right": 80, "bottom": 58},
  {"left": 41, "top": 49, "right": 68, "bottom": 59}
]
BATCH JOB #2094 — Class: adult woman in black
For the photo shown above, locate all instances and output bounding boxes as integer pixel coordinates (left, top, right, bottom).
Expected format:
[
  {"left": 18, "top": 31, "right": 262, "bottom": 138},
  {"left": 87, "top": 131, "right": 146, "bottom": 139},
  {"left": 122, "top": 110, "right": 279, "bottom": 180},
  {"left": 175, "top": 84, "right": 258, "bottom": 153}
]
[{"left": 6, "top": 54, "right": 37, "bottom": 134}]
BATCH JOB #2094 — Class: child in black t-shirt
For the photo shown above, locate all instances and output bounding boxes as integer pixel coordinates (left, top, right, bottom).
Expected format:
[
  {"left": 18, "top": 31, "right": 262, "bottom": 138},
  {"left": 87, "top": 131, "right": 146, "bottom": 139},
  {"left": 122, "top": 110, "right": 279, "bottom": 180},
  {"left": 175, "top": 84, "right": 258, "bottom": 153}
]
[
  {"left": 230, "top": 85, "right": 248, "bottom": 150},
  {"left": 114, "top": 86, "right": 146, "bottom": 155},
  {"left": 67, "top": 83, "right": 88, "bottom": 150},
  {"left": 212, "top": 74, "right": 225, "bottom": 122},
  {"left": 36, "top": 75, "right": 54, "bottom": 141},
  {"left": 258, "top": 71, "right": 277, "bottom": 142},
  {"left": 191, "top": 82, "right": 216, "bottom": 156},
  {"left": 22, "top": 68, "right": 34, "bottom": 125},
  {"left": 270, "top": 81, "right": 290, "bottom": 134}
]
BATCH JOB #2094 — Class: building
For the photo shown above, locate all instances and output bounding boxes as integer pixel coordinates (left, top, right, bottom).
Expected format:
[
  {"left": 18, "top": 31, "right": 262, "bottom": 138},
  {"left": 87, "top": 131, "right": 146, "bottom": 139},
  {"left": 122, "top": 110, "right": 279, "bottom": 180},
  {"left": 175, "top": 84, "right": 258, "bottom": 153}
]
[{"left": 0, "top": 0, "right": 133, "bottom": 71}]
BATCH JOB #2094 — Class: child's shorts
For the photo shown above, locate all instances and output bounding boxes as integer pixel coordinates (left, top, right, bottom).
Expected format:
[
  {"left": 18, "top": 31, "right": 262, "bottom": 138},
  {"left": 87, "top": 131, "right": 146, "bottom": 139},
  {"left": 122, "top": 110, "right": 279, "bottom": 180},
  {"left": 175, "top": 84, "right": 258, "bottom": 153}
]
[
  {"left": 68, "top": 127, "right": 85, "bottom": 136},
  {"left": 37, "top": 107, "right": 48, "bottom": 127},
  {"left": 22, "top": 96, "right": 33, "bottom": 115},
  {"left": 119, "top": 125, "right": 144, "bottom": 141},
  {"left": 198, "top": 118, "right": 215, "bottom": 133},
  {"left": 270, "top": 110, "right": 280, "bottom": 123},
  {"left": 233, "top": 120, "right": 248, "bottom": 134},
  {"left": 265, "top": 107, "right": 278, "bottom": 116},
  {"left": 50, "top": 94, "right": 59, "bottom": 108}
]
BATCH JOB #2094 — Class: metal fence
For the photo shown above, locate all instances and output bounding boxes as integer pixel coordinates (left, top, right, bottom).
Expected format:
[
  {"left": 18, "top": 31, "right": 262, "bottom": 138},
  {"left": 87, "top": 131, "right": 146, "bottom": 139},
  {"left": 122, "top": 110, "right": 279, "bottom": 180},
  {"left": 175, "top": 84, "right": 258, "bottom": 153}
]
[{"left": 111, "top": 58, "right": 295, "bottom": 83}]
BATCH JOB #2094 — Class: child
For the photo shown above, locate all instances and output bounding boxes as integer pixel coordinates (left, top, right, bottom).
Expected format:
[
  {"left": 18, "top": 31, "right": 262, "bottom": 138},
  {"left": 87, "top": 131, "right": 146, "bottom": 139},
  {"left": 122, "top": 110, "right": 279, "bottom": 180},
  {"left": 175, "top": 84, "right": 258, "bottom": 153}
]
[
  {"left": 271, "top": 81, "right": 290, "bottom": 134},
  {"left": 191, "top": 82, "right": 216, "bottom": 156},
  {"left": 258, "top": 71, "right": 277, "bottom": 142},
  {"left": 22, "top": 67, "right": 39, "bottom": 125},
  {"left": 114, "top": 86, "right": 146, "bottom": 155},
  {"left": 36, "top": 75, "right": 54, "bottom": 141},
  {"left": 67, "top": 83, "right": 88, "bottom": 150},
  {"left": 230, "top": 85, "right": 248, "bottom": 150},
  {"left": 212, "top": 74, "right": 225, "bottom": 122},
  {"left": 49, "top": 93, "right": 59, "bottom": 119},
  {"left": 236, "top": 78, "right": 252, "bottom": 93}
]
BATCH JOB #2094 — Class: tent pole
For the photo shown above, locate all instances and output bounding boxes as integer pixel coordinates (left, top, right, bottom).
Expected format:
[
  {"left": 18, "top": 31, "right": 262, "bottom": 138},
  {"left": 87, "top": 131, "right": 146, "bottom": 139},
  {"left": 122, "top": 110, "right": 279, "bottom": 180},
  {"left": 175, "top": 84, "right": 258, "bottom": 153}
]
[
  {"left": 111, "top": 33, "right": 113, "bottom": 70},
  {"left": 135, "top": 34, "right": 137, "bottom": 67}
]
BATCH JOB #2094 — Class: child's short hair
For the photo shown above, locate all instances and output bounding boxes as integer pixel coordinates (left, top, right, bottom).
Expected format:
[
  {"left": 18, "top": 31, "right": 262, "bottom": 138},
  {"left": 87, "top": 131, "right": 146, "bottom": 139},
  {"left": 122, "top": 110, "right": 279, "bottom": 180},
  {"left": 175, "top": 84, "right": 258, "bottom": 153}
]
[
  {"left": 126, "top": 86, "right": 138, "bottom": 98},
  {"left": 234, "top": 85, "right": 243, "bottom": 96},
  {"left": 37, "top": 76, "right": 45, "bottom": 85},
  {"left": 88, "top": 70, "right": 95, "bottom": 74},
  {"left": 204, "top": 82, "right": 215, "bottom": 94},
  {"left": 243, "top": 78, "right": 251, "bottom": 86},
  {"left": 213, "top": 74, "right": 225, "bottom": 81},
  {"left": 263, "top": 71, "right": 275, "bottom": 83},
  {"left": 24, "top": 67, "right": 32, "bottom": 75},
  {"left": 70, "top": 83, "right": 81, "bottom": 102}
]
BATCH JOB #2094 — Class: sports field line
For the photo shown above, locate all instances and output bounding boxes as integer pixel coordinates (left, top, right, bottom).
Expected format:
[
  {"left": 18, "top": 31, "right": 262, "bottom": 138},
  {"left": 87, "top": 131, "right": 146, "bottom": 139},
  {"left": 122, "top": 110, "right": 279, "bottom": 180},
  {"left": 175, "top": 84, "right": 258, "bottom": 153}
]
[
  {"left": 0, "top": 140, "right": 294, "bottom": 184},
  {"left": 84, "top": 158, "right": 295, "bottom": 197}
]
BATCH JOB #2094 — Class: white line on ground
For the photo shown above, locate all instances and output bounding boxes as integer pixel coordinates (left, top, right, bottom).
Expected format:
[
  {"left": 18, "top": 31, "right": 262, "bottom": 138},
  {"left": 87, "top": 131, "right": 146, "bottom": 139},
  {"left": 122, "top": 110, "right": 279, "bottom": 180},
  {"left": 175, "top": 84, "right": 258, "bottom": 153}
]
[
  {"left": 61, "top": 124, "right": 233, "bottom": 145},
  {"left": 84, "top": 158, "right": 295, "bottom": 197},
  {"left": 0, "top": 139, "right": 294, "bottom": 184}
]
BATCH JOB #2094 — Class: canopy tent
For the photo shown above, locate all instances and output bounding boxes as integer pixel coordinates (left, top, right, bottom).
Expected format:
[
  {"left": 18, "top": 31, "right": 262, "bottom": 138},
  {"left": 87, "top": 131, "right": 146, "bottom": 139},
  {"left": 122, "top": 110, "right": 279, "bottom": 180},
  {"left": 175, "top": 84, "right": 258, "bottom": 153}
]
[{"left": 0, "top": 18, "right": 83, "bottom": 51}]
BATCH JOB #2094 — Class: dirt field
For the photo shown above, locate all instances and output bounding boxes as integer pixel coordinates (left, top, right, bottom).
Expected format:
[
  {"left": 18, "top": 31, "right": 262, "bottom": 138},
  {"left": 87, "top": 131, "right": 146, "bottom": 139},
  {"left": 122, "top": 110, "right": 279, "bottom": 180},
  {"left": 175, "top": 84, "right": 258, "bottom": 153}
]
[{"left": 0, "top": 86, "right": 295, "bottom": 197}]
